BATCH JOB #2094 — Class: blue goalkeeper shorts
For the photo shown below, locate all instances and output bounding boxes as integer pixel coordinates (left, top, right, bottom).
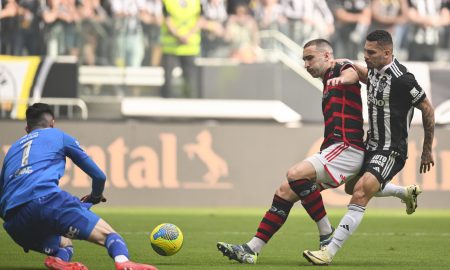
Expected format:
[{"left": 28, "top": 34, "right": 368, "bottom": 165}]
[{"left": 3, "top": 190, "right": 100, "bottom": 255}]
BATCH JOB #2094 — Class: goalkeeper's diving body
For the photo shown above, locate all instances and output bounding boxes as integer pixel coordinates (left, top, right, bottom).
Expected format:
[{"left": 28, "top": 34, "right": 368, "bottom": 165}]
[{"left": 0, "top": 103, "right": 157, "bottom": 270}]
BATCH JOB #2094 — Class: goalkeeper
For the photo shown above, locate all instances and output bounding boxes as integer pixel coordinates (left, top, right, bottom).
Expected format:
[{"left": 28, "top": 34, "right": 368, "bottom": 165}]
[{"left": 0, "top": 103, "right": 157, "bottom": 270}]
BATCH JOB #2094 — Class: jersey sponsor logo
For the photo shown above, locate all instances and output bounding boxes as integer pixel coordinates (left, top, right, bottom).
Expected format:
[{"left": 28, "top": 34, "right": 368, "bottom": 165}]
[{"left": 370, "top": 154, "right": 387, "bottom": 167}]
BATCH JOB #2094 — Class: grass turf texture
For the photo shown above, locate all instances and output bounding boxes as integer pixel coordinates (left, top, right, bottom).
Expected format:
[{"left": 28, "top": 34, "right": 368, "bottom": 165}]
[{"left": 0, "top": 208, "right": 449, "bottom": 270}]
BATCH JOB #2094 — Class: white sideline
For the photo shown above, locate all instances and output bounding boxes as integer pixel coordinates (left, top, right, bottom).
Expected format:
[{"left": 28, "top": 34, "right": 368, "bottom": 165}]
[{"left": 121, "top": 98, "right": 302, "bottom": 123}]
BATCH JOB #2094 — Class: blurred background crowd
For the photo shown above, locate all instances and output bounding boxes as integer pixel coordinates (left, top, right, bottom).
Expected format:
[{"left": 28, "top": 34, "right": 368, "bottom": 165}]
[{"left": 1, "top": 0, "right": 449, "bottom": 67}]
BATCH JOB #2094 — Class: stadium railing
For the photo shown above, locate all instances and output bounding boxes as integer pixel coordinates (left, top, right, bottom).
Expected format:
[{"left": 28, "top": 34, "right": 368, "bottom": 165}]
[{"left": 0, "top": 97, "right": 88, "bottom": 120}]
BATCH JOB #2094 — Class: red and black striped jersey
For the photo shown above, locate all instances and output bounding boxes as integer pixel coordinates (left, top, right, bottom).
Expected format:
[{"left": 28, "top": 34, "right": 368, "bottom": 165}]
[{"left": 320, "top": 62, "right": 365, "bottom": 151}]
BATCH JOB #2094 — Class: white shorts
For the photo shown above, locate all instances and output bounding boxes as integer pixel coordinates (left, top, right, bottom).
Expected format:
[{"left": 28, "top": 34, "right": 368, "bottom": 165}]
[{"left": 306, "top": 142, "right": 364, "bottom": 190}]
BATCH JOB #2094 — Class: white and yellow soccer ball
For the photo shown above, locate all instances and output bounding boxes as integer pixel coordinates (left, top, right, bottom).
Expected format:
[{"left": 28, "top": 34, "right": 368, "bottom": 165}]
[{"left": 149, "top": 223, "right": 183, "bottom": 256}]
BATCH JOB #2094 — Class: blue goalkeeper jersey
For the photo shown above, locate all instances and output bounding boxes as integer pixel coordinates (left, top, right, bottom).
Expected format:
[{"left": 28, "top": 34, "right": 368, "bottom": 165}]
[{"left": 0, "top": 128, "right": 105, "bottom": 219}]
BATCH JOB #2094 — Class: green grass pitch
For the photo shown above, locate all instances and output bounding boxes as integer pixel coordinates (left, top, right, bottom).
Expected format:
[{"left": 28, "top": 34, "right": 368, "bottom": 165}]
[{"left": 1, "top": 208, "right": 449, "bottom": 270}]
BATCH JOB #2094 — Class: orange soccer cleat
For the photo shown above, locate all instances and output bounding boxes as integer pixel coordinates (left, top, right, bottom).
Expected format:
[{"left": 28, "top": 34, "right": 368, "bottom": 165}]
[
  {"left": 44, "top": 256, "right": 88, "bottom": 270},
  {"left": 115, "top": 261, "right": 158, "bottom": 270}
]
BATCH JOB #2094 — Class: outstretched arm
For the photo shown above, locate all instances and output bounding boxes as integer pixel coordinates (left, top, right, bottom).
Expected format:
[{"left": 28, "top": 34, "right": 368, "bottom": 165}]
[
  {"left": 352, "top": 63, "right": 368, "bottom": 84},
  {"left": 327, "top": 66, "right": 359, "bottom": 86},
  {"left": 333, "top": 59, "right": 368, "bottom": 83},
  {"left": 416, "top": 97, "right": 435, "bottom": 174}
]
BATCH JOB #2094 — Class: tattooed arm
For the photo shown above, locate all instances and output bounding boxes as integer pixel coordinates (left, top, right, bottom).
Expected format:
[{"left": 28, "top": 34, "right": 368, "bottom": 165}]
[{"left": 416, "top": 97, "right": 435, "bottom": 174}]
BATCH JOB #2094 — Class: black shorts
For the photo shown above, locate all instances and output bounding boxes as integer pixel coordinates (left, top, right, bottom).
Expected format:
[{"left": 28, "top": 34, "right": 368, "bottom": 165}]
[{"left": 360, "top": 150, "right": 405, "bottom": 188}]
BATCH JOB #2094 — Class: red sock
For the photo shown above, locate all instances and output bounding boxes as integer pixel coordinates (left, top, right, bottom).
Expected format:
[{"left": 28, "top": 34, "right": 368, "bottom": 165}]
[
  {"left": 289, "top": 179, "right": 326, "bottom": 221},
  {"left": 255, "top": 195, "right": 293, "bottom": 242}
]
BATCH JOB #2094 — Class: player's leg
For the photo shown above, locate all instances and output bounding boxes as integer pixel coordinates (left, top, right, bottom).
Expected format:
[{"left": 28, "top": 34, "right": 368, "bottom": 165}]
[
  {"left": 303, "top": 172, "right": 378, "bottom": 265},
  {"left": 86, "top": 219, "right": 158, "bottom": 270},
  {"left": 345, "top": 153, "right": 421, "bottom": 214},
  {"left": 47, "top": 191, "right": 158, "bottom": 270},
  {"left": 298, "top": 143, "right": 364, "bottom": 247},
  {"left": 304, "top": 150, "right": 405, "bottom": 265},
  {"left": 43, "top": 238, "right": 87, "bottom": 270},
  {"left": 2, "top": 196, "right": 88, "bottom": 270},
  {"left": 286, "top": 159, "right": 334, "bottom": 247},
  {"left": 217, "top": 180, "right": 297, "bottom": 264},
  {"left": 373, "top": 183, "right": 422, "bottom": 214}
]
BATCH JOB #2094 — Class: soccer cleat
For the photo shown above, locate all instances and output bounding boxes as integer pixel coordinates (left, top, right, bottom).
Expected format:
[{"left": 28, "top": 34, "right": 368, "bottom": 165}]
[
  {"left": 402, "top": 185, "right": 422, "bottom": 215},
  {"left": 217, "top": 242, "right": 258, "bottom": 264},
  {"left": 115, "top": 261, "right": 158, "bottom": 270},
  {"left": 319, "top": 227, "right": 335, "bottom": 248},
  {"left": 303, "top": 246, "right": 333, "bottom": 266},
  {"left": 44, "top": 256, "right": 88, "bottom": 270}
]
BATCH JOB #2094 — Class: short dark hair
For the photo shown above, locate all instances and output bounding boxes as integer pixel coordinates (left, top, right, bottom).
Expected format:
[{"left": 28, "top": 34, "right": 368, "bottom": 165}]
[
  {"left": 303, "top": 39, "right": 333, "bottom": 51},
  {"left": 26, "top": 103, "right": 54, "bottom": 129},
  {"left": 366, "top": 30, "right": 393, "bottom": 47}
]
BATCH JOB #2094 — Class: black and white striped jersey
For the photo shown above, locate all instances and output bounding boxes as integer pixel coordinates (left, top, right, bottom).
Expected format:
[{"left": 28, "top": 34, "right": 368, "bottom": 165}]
[{"left": 365, "top": 58, "right": 426, "bottom": 158}]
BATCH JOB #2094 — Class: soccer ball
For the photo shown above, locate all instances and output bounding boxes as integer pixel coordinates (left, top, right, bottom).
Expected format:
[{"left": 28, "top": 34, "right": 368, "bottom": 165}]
[{"left": 149, "top": 223, "right": 183, "bottom": 256}]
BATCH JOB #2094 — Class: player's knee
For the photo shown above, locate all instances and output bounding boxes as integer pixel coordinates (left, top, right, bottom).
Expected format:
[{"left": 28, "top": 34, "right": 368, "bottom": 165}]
[
  {"left": 88, "top": 219, "right": 116, "bottom": 246},
  {"left": 350, "top": 176, "right": 377, "bottom": 205},
  {"left": 286, "top": 167, "right": 301, "bottom": 182},
  {"left": 275, "top": 181, "right": 299, "bottom": 202},
  {"left": 350, "top": 187, "right": 367, "bottom": 204},
  {"left": 60, "top": 237, "right": 73, "bottom": 248}
]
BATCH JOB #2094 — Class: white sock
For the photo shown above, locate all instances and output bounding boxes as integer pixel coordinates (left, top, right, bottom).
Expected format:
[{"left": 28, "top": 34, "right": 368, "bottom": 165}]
[
  {"left": 374, "top": 183, "right": 406, "bottom": 200},
  {"left": 114, "top": 255, "right": 128, "bottom": 263},
  {"left": 317, "top": 216, "right": 333, "bottom": 236},
  {"left": 327, "top": 204, "right": 365, "bottom": 257},
  {"left": 246, "top": 237, "right": 266, "bottom": 253}
]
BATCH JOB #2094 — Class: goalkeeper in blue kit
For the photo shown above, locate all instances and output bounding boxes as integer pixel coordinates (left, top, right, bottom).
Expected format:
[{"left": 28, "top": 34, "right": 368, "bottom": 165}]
[{"left": 0, "top": 103, "right": 157, "bottom": 270}]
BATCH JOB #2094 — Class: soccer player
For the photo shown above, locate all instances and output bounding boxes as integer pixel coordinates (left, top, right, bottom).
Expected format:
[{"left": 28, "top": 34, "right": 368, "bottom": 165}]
[
  {"left": 0, "top": 103, "right": 158, "bottom": 270},
  {"left": 303, "top": 30, "right": 435, "bottom": 265},
  {"left": 216, "top": 39, "right": 419, "bottom": 264}
]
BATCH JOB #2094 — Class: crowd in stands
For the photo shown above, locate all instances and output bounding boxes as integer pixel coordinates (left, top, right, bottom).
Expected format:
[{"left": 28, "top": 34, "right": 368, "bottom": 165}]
[{"left": 1, "top": 0, "right": 449, "bottom": 66}]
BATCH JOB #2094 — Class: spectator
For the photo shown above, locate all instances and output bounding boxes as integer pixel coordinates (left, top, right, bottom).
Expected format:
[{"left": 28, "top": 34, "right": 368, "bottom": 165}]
[
  {"left": 201, "top": 0, "right": 228, "bottom": 58},
  {"left": 369, "top": 0, "right": 409, "bottom": 52},
  {"left": 254, "top": 0, "right": 287, "bottom": 32},
  {"left": 1, "top": 0, "right": 20, "bottom": 54},
  {"left": 407, "top": 0, "right": 449, "bottom": 61},
  {"left": 309, "top": 0, "right": 334, "bottom": 41},
  {"left": 224, "top": 3, "right": 260, "bottom": 63},
  {"left": 227, "top": 0, "right": 251, "bottom": 14},
  {"left": 328, "top": 0, "right": 371, "bottom": 60},
  {"left": 161, "top": 0, "right": 203, "bottom": 98},
  {"left": 370, "top": 0, "right": 408, "bottom": 34},
  {"left": 42, "top": 0, "right": 80, "bottom": 57},
  {"left": 78, "top": 0, "right": 108, "bottom": 65},
  {"left": 11, "top": 0, "right": 45, "bottom": 55},
  {"left": 281, "top": 0, "right": 314, "bottom": 46},
  {"left": 140, "top": 0, "right": 163, "bottom": 66},
  {"left": 110, "top": 0, "right": 145, "bottom": 67}
]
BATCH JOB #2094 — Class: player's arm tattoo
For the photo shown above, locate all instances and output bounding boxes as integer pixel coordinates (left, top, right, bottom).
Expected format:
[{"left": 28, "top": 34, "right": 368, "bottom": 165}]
[{"left": 416, "top": 97, "right": 435, "bottom": 155}]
